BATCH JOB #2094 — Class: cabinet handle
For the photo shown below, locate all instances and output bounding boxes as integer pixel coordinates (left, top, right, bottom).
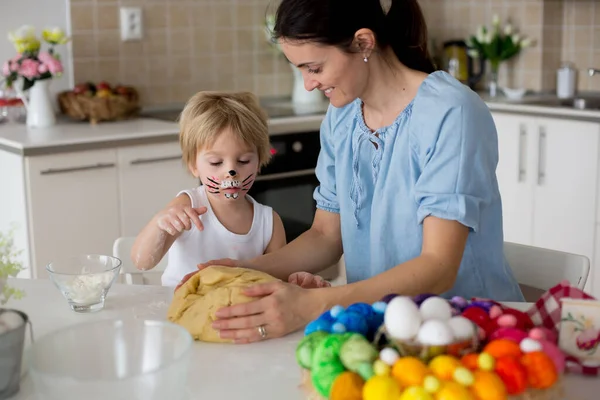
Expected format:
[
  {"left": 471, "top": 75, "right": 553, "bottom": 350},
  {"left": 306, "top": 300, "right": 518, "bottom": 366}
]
[
  {"left": 537, "top": 126, "right": 547, "bottom": 185},
  {"left": 130, "top": 155, "right": 182, "bottom": 165},
  {"left": 40, "top": 162, "right": 116, "bottom": 175},
  {"left": 518, "top": 124, "right": 527, "bottom": 182}
]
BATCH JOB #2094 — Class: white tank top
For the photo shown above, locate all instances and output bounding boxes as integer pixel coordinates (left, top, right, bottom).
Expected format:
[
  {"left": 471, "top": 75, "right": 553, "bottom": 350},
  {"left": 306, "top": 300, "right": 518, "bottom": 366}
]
[{"left": 161, "top": 187, "right": 273, "bottom": 287}]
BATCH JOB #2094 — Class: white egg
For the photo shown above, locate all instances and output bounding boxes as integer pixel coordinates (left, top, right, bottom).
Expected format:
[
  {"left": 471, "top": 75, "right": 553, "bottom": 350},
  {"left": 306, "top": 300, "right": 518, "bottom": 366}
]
[
  {"left": 520, "top": 338, "right": 543, "bottom": 353},
  {"left": 417, "top": 320, "right": 455, "bottom": 346},
  {"left": 0, "top": 310, "right": 24, "bottom": 331},
  {"left": 447, "top": 316, "right": 475, "bottom": 340},
  {"left": 419, "top": 297, "right": 453, "bottom": 321},
  {"left": 384, "top": 296, "right": 421, "bottom": 341},
  {"left": 379, "top": 347, "right": 400, "bottom": 366}
]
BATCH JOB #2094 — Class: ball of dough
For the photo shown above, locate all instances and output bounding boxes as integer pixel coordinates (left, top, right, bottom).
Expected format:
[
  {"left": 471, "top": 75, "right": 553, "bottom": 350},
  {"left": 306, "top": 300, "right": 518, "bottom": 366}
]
[{"left": 167, "top": 266, "right": 279, "bottom": 343}]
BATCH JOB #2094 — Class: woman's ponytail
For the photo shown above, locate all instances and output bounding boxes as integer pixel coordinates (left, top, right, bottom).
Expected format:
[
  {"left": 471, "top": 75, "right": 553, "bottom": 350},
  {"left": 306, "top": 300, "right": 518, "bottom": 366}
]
[{"left": 384, "top": 0, "right": 435, "bottom": 73}]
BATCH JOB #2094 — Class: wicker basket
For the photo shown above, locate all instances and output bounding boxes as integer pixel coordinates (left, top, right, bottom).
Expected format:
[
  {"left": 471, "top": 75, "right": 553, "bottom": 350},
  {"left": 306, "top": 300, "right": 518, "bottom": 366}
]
[{"left": 57, "top": 88, "right": 140, "bottom": 124}]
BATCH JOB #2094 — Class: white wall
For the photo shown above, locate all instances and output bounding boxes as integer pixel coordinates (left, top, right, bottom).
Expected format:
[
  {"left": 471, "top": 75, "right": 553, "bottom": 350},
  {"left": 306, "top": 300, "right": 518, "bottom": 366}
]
[{"left": 0, "top": 0, "right": 73, "bottom": 101}]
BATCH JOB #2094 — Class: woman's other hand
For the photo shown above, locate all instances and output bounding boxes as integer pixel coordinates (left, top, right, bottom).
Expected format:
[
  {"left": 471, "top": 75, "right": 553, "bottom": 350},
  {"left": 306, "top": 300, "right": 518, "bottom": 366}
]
[
  {"left": 288, "top": 271, "right": 331, "bottom": 289},
  {"left": 211, "top": 281, "right": 326, "bottom": 344}
]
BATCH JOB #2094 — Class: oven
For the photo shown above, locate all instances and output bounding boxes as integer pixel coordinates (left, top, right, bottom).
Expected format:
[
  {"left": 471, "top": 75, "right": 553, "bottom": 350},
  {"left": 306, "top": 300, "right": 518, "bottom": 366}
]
[{"left": 249, "top": 131, "right": 320, "bottom": 244}]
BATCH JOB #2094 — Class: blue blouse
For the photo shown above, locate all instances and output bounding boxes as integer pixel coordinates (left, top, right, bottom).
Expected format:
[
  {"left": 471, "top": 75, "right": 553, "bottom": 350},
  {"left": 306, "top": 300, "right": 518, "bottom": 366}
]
[{"left": 313, "top": 71, "right": 524, "bottom": 301}]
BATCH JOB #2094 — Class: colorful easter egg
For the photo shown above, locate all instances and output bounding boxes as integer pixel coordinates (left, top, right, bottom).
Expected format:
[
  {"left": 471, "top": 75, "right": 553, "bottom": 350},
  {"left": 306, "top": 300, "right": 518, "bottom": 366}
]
[
  {"left": 484, "top": 339, "right": 522, "bottom": 359},
  {"left": 392, "top": 356, "right": 430, "bottom": 387},
  {"left": 471, "top": 370, "right": 507, "bottom": 400},
  {"left": 494, "top": 356, "right": 527, "bottom": 395},
  {"left": 330, "top": 371, "right": 364, "bottom": 400},
  {"left": 520, "top": 351, "right": 558, "bottom": 389},
  {"left": 429, "top": 355, "right": 461, "bottom": 380},
  {"left": 363, "top": 375, "right": 402, "bottom": 400}
]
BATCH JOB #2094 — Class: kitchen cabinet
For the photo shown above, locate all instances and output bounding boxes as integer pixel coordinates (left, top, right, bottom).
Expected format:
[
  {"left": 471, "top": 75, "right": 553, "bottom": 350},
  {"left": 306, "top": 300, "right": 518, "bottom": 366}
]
[
  {"left": 493, "top": 112, "right": 600, "bottom": 294},
  {"left": 25, "top": 149, "right": 121, "bottom": 277},
  {"left": 117, "top": 142, "right": 198, "bottom": 237}
]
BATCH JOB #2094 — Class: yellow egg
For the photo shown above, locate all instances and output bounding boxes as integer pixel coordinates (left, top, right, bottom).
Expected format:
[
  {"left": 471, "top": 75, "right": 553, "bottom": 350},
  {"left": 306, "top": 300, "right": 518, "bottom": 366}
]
[
  {"left": 477, "top": 352, "right": 495, "bottom": 371},
  {"left": 392, "top": 357, "right": 430, "bottom": 387},
  {"left": 429, "top": 355, "right": 461, "bottom": 380},
  {"left": 453, "top": 367, "right": 474, "bottom": 386},
  {"left": 423, "top": 375, "right": 441, "bottom": 393},
  {"left": 373, "top": 359, "right": 391, "bottom": 376},
  {"left": 399, "top": 386, "right": 435, "bottom": 400},
  {"left": 434, "top": 381, "right": 475, "bottom": 400},
  {"left": 363, "top": 375, "right": 402, "bottom": 400}
]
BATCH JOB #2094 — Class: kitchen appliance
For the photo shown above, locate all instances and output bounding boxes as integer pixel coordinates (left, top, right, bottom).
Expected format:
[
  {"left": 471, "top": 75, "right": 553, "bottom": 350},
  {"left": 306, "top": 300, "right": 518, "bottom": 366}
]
[
  {"left": 557, "top": 62, "right": 577, "bottom": 99},
  {"left": 443, "top": 40, "right": 485, "bottom": 89}
]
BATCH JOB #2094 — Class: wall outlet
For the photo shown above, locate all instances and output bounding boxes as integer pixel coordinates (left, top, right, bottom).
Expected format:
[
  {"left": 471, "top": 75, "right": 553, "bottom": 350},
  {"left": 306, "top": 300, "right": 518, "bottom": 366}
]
[{"left": 119, "top": 7, "right": 143, "bottom": 41}]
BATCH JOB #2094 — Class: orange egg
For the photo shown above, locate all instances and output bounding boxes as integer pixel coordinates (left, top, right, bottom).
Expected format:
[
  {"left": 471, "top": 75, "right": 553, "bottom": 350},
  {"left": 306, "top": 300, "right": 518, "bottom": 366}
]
[
  {"left": 470, "top": 370, "right": 507, "bottom": 400},
  {"left": 330, "top": 371, "right": 364, "bottom": 400},
  {"left": 494, "top": 356, "right": 527, "bottom": 395},
  {"left": 520, "top": 351, "right": 558, "bottom": 389},
  {"left": 429, "top": 355, "right": 462, "bottom": 381},
  {"left": 435, "top": 381, "right": 475, "bottom": 400},
  {"left": 392, "top": 357, "right": 430, "bottom": 387},
  {"left": 460, "top": 353, "right": 479, "bottom": 371},
  {"left": 483, "top": 339, "right": 522, "bottom": 359}
]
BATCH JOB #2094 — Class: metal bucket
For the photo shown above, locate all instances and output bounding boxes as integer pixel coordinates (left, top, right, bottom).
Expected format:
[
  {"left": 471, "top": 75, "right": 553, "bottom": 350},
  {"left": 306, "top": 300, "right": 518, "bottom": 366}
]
[{"left": 0, "top": 309, "right": 31, "bottom": 399}]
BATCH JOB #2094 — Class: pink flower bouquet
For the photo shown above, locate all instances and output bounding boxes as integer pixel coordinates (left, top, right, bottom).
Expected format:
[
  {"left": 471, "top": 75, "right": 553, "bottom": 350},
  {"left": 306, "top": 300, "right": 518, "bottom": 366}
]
[{"left": 1, "top": 25, "right": 69, "bottom": 91}]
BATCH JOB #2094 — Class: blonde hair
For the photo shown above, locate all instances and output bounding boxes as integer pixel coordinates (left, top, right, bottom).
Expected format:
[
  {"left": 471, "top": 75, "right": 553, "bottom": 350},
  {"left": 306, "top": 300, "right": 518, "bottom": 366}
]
[{"left": 179, "top": 91, "right": 271, "bottom": 170}]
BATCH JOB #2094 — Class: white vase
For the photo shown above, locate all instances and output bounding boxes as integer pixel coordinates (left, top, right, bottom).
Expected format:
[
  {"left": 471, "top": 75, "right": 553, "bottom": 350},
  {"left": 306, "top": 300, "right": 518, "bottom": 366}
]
[
  {"left": 290, "top": 65, "right": 325, "bottom": 105},
  {"left": 25, "top": 79, "right": 56, "bottom": 128}
]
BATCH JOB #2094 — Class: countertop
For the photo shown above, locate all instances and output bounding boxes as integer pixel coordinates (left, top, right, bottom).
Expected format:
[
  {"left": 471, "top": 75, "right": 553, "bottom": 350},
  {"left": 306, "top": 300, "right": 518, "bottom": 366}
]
[
  {"left": 0, "top": 114, "right": 325, "bottom": 156},
  {"left": 4, "top": 278, "right": 600, "bottom": 400},
  {"left": 1, "top": 93, "right": 600, "bottom": 156}
]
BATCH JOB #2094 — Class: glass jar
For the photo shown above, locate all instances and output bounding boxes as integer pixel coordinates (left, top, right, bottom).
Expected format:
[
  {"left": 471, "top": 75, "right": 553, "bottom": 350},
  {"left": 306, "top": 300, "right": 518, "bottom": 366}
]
[{"left": 0, "top": 86, "right": 26, "bottom": 124}]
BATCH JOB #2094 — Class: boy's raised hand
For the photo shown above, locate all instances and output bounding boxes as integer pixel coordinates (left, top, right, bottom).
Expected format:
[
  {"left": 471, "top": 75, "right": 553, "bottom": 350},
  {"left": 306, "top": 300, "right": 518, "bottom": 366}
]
[
  {"left": 288, "top": 272, "right": 331, "bottom": 289},
  {"left": 156, "top": 204, "right": 207, "bottom": 236}
]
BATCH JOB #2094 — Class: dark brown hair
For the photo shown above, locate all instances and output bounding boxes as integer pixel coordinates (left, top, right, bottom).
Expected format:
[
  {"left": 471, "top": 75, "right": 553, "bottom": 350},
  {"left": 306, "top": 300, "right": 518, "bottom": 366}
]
[{"left": 272, "top": 0, "right": 435, "bottom": 73}]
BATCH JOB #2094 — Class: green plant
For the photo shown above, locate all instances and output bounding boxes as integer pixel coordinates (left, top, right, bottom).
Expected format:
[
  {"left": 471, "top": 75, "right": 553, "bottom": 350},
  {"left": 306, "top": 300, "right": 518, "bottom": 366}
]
[
  {"left": 466, "top": 15, "right": 534, "bottom": 74},
  {"left": 0, "top": 226, "right": 25, "bottom": 305}
]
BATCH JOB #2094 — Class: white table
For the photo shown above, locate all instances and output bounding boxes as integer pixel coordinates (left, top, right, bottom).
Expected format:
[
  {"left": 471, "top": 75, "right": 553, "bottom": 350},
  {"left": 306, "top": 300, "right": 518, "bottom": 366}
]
[{"left": 5, "top": 279, "right": 600, "bottom": 400}]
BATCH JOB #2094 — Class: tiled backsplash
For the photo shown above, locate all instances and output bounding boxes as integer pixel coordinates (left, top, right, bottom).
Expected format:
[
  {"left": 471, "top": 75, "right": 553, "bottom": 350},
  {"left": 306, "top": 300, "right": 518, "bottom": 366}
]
[{"left": 70, "top": 0, "right": 599, "bottom": 106}]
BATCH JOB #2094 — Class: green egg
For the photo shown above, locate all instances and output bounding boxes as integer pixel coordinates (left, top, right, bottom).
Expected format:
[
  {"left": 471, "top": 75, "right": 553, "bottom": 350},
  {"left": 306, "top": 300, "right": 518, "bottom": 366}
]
[{"left": 295, "top": 331, "right": 329, "bottom": 370}]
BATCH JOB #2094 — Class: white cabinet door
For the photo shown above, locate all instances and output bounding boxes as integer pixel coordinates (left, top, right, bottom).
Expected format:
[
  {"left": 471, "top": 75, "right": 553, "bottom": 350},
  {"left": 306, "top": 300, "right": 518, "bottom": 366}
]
[
  {"left": 531, "top": 118, "right": 599, "bottom": 263},
  {"left": 493, "top": 112, "right": 535, "bottom": 245},
  {"left": 25, "top": 149, "right": 121, "bottom": 278},
  {"left": 117, "top": 142, "right": 199, "bottom": 237}
]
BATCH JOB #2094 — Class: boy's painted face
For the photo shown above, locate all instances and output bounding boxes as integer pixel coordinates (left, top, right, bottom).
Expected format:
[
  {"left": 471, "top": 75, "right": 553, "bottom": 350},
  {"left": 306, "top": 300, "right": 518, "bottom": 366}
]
[{"left": 190, "top": 127, "right": 259, "bottom": 201}]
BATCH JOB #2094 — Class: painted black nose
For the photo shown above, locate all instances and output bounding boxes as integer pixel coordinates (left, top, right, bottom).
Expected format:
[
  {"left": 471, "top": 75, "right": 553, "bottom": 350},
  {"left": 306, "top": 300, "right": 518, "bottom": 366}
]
[{"left": 228, "top": 170, "right": 237, "bottom": 176}]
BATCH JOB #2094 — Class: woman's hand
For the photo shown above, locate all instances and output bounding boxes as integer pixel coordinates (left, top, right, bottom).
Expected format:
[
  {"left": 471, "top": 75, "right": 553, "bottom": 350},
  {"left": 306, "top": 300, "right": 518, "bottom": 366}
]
[
  {"left": 211, "top": 281, "right": 326, "bottom": 344},
  {"left": 156, "top": 203, "right": 207, "bottom": 236},
  {"left": 288, "top": 272, "right": 331, "bottom": 289}
]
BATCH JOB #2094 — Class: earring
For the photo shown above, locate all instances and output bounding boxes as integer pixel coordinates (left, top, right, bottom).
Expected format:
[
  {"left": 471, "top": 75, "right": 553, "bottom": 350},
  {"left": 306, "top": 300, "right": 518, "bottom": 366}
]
[{"left": 363, "top": 56, "right": 368, "bottom": 63}]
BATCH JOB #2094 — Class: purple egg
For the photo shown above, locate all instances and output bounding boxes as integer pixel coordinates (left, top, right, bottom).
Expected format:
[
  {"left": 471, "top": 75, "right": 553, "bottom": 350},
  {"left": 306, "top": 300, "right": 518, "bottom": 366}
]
[
  {"left": 450, "top": 296, "right": 468, "bottom": 310},
  {"left": 412, "top": 293, "right": 436, "bottom": 306},
  {"left": 380, "top": 293, "right": 399, "bottom": 304}
]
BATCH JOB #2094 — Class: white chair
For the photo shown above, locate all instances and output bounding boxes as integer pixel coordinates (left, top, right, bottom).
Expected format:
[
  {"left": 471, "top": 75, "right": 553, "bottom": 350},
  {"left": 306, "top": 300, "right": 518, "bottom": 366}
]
[
  {"left": 504, "top": 242, "right": 590, "bottom": 301},
  {"left": 112, "top": 237, "right": 167, "bottom": 285}
]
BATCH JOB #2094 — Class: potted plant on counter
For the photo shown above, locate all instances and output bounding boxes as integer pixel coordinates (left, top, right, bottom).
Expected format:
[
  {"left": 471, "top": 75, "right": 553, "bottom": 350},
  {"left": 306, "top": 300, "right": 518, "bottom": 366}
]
[
  {"left": 466, "top": 15, "right": 534, "bottom": 97},
  {"left": 0, "top": 226, "right": 28, "bottom": 400}
]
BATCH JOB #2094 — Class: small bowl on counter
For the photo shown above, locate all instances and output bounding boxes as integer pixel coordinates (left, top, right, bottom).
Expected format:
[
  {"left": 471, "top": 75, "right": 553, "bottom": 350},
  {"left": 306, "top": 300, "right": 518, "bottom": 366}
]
[
  {"left": 46, "top": 254, "right": 121, "bottom": 313},
  {"left": 502, "top": 87, "right": 528, "bottom": 100}
]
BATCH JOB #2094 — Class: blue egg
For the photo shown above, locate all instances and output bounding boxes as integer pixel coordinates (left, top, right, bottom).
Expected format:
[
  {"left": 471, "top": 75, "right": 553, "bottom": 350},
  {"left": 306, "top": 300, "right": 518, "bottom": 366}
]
[
  {"left": 304, "top": 318, "right": 332, "bottom": 336},
  {"left": 330, "top": 305, "right": 345, "bottom": 318},
  {"left": 336, "top": 311, "right": 368, "bottom": 336},
  {"left": 371, "top": 301, "right": 387, "bottom": 314},
  {"left": 331, "top": 322, "right": 347, "bottom": 334},
  {"left": 317, "top": 310, "right": 336, "bottom": 324},
  {"left": 346, "top": 303, "right": 374, "bottom": 318}
]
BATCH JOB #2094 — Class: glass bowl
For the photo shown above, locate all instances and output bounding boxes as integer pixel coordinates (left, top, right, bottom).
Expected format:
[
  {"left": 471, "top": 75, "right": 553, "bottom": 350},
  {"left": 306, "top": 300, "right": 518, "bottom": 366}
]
[
  {"left": 46, "top": 255, "right": 122, "bottom": 313},
  {"left": 28, "top": 318, "right": 192, "bottom": 400}
]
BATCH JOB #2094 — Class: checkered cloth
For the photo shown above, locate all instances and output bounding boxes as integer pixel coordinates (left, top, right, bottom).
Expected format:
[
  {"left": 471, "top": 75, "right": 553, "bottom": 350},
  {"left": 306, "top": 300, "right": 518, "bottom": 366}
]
[{"left": 526, "top": 280, "right": 599, "bottom": 376}]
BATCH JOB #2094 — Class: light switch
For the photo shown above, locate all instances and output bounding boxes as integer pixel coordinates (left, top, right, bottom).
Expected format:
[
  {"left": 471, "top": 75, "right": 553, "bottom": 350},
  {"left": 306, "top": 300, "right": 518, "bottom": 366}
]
[{"left": 119, "top": 7, "right": 143, "bottom": 41}]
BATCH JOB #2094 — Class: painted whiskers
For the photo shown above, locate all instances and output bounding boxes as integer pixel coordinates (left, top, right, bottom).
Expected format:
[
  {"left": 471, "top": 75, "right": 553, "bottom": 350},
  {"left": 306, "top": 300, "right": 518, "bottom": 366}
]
[{"left": 205, "top": 174, "right": 254, "bottom": 199}]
